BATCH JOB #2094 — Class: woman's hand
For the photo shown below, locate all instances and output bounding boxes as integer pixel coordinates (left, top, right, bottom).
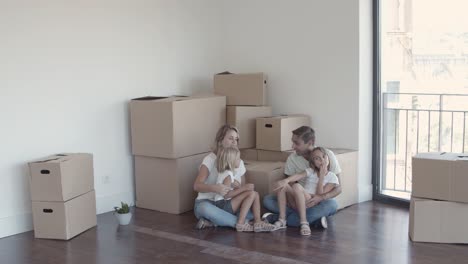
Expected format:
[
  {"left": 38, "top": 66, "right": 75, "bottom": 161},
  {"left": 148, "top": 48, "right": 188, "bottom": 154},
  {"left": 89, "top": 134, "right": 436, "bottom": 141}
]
[
  {"left": 231, "top": 180, "right": 241, "bottom": 189},
  {"left": 273, "top": 179, "right": 289, "bottom": 192},
  {"left": 214, "top": 184, "right": 230, "bottom": 196},
  {"left": 243, "top": 183, "right": 255, "bottom": 191}
]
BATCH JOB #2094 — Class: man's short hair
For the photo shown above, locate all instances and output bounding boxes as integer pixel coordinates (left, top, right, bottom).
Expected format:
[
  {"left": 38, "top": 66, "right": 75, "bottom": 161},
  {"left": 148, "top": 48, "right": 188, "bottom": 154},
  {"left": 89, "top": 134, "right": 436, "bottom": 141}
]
[{"left": 292, "top": 126, "right": 315, "bottom": 144}]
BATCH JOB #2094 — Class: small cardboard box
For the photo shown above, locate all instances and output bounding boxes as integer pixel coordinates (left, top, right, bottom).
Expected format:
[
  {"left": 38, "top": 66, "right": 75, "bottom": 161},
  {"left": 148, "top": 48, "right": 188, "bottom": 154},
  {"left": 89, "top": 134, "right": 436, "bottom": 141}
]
[
  {"left": 227, "top": 106, "right": 272, "bottom": 149},
  {"left": 28, "top": 153, "right": 94, "bottom": 202},
  {"left": 134, "top": 153, "right": 208, "bottom": 214},
  {"left": 257, "top": 150, "right": 294, "bottom": 162},
  {"left": 412, "top": 152, "right": 468, "bottom": 203},
  {"left": 32, "top": 190, "right": 97, "bottom": 240},
  {"left": 214, "top": 72, "right": 267, "bottom": 106},
  {"left": 130, "top": 95, "right": 226, "bottom": 159},
  {"left": 240, "top": 149, "right": 258, "bottom": 161},
  {"left": 256, "top": 115, "right": 311, "bottom": 151},
  {"left": 409, "top": 197, "right": 468, "bottom": 244},
  {"left": 244, "top": 161, "right": 285, "bottom": 202}
]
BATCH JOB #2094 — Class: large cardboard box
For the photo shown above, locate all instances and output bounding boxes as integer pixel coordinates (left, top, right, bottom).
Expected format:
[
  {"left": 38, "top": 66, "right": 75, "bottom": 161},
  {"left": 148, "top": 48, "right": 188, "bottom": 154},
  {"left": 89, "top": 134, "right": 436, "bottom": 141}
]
[
  {"left": 244, "top": 161, "right": 285, "bottom": 202},
  {"left": 227, "top": 106, "right": 272, "bottom": 149},
  {"left": 135, "top": 153, "right": 208, "bottom": 214},
  {"left": 214, "top": 72, "right": 267, "bottom": 106},
  {"left": 256, "top": 115, "right": 311, "bottom": 151},
  {"left": 412, "top": 152, "right": 468, "bottom": 203},
  {"left": 240, "top": 149, "right": 258, "bottom": 161},
  {"left": 329, "top": 148, "right": 359, "bottom": 210},
  {"left": 409, "top": 197, "right": 468, "bottom": 244},
  {"left": 32, "top": 190, "right": 97, "bottom": 240},
  {"left": 130, "top": 95, "right": 226, "bottom": 159},
  {"left": 257, "top": 150, "right": 294, "bottom": 162},
  {"left": 28, "top": 153, "right": 94, "bottom": 202}
]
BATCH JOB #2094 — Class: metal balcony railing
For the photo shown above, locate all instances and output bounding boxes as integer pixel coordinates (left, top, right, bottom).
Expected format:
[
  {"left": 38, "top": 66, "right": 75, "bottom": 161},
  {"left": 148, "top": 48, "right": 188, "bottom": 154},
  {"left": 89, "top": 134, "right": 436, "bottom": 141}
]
[{"left": 381, "top": 92, "right": 468, "bottom": 197}]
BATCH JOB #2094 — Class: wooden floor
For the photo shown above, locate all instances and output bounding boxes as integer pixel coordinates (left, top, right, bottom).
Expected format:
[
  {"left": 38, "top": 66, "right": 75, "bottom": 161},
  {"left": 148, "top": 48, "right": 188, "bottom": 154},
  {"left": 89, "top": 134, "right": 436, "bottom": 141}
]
[{"left": 1, "top": 201, "right": 467, "bottom": 264}]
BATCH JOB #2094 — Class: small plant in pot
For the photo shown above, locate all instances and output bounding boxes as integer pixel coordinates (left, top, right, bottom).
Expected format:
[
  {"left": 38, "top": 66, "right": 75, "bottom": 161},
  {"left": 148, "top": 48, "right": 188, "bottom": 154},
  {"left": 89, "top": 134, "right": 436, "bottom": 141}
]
[{"left": 114, "top": 202, "right": 132, "bottom": 225}]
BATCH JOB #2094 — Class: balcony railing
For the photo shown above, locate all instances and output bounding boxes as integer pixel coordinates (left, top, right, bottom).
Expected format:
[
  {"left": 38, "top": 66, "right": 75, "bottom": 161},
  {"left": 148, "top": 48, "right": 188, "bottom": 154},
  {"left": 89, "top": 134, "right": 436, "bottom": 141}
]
[{"left": 381, "top": 92, "right": 468, "bottom": 199}]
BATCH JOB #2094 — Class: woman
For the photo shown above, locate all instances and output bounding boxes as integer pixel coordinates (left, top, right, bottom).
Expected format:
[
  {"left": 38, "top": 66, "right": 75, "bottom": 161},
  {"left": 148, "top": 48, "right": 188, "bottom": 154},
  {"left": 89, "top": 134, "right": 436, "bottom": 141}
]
[{"left": 193, "top": 124, "right": 253, "bottom": 229}]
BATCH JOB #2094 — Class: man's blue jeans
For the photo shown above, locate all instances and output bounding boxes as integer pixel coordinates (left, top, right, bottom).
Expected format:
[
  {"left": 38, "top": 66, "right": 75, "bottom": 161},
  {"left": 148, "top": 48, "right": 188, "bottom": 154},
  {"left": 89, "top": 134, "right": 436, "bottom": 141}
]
[
  {"left": 262, "top": 194, "right": 338, "bottom": 227},
  {"left": 194, "top": 199, "right": 253, "bottom": 227}
]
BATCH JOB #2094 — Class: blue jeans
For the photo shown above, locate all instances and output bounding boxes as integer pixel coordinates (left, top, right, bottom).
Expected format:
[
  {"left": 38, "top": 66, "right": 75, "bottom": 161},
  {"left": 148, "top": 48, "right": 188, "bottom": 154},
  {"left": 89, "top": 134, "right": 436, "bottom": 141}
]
[
  {"left": 194, "top": 199, "right": 253, "bottom": 228},
  {"left": 262, "top": 194, "right": 338, "bottom": 227}
]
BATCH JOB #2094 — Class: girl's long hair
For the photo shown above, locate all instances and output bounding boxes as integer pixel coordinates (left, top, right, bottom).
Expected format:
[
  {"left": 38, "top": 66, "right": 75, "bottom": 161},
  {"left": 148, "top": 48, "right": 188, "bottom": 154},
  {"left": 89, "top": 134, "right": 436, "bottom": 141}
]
[{"left": 216, "top": 146, "right": 240, "bottom": 173}]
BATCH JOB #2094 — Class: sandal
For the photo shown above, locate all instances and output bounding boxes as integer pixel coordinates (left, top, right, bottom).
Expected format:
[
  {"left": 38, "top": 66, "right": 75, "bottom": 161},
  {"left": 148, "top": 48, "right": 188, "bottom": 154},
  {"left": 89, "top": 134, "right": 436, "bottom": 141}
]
[
  {"left": 254, "top": 222, "right": 277, "bottom": 232},
  {"left": 236, "top": 223, "right": 254, "bottom": 232},
  {"left": 300, "top": 222, "right": 311, "bottom": 236},
  {"left": 273, "top": 219, "right": 287, "bottom": 230}
]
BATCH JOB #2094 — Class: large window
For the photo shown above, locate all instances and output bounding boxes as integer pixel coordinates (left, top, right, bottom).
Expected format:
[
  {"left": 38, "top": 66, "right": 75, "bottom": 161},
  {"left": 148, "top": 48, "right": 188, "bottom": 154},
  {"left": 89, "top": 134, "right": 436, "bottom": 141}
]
[{"left": 374, "top": 0, "right": 468, "bottom": 202}]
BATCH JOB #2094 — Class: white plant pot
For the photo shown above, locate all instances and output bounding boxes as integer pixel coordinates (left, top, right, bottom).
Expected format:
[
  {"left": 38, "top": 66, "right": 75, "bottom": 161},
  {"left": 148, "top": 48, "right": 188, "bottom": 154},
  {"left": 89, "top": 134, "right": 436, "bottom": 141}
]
[{"left": 116, "top": 212, "right": 132, "bottom": 225}]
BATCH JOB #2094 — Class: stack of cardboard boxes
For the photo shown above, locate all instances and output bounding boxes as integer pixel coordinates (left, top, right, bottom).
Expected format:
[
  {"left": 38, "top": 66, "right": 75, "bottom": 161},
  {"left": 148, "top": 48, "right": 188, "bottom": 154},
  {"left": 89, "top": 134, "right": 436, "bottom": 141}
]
[
  {"left": 130, "top": 95, "right": 226, "bottom": 214},
  {"left": 215, "top": 72, "right": 313, "bottom": 203},
  {"left": 28, "top": 153, "right": 97, "bottom": 240},
  {"left": 216, "top": 73, "right": 358, "bottom": 210},
  {"left": 410, "top": 152, "right": 468, "bottom": 243},
  {"left": 129, "top": 72, "right": 358, "bottom": 215}
]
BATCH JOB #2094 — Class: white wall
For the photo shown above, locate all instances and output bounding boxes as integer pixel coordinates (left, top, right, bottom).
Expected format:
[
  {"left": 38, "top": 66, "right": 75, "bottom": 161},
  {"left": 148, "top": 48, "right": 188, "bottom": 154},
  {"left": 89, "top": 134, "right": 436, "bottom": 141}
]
[
  {"left": 0, "top": 0, "right": 374, "bottom": 238},
  {"left": 0, "top": 0, "right": 223, "bottom": 238},
  {"left": 217, "top": 0, "right": 373, "bottom": 201},
  {"left": 359, "top": 0, "right": 374, "bottom": 202}
]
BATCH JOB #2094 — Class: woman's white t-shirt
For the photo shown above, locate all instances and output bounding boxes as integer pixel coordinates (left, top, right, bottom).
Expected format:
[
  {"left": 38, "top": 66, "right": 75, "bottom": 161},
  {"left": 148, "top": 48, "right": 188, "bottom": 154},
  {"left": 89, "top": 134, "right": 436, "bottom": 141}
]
[
  {"left": 196, "top": 152, "right": 246, "bottom": 201},
  {"left": 303, "top": 168, "right": 340, "bottom": 195}
]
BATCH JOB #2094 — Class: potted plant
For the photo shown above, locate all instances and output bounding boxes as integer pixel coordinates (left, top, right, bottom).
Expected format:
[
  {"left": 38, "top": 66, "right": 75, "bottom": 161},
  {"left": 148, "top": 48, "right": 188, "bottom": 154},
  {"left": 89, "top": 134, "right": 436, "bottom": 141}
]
[{"left": 114, "top": 202, "right": 132, "bottom": 225}]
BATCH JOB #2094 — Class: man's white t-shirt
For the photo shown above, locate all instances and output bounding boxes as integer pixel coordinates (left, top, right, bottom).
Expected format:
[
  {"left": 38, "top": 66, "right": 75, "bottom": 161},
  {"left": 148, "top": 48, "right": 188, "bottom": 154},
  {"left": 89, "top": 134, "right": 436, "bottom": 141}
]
[
  {"left": 284, "top": 148, "right": 341, "bottom": 186},
  {"left": 303, "top": 168, "right": 340, "bottom": 195},
  {"left": 196, "top": 152, "right": 246, "bottom": 201}
]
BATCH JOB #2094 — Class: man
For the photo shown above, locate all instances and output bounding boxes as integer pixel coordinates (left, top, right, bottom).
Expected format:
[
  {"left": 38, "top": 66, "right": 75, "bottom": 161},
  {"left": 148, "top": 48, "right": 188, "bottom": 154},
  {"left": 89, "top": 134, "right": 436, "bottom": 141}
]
[{"left": 262, "top": 126, "right": 342, "bottom": 228}]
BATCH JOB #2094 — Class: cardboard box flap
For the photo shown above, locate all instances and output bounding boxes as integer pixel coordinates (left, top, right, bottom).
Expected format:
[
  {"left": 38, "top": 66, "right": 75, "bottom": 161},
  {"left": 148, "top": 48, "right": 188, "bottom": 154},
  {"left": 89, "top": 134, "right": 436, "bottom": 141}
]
[
  {"left": 413, "top": 152, "right": 460, "bottom": 161},
  {"left": 131, "top": 96, "right": 171, "bottom": 101},
  {"left": 29, "top": 154, "right": 73, "bottom": 164},
  {"left": 257, "top": 114, "right": 308, "bottom": 121},
  {"left": 216, "top": 71, "right": 233, "bottom": 75},
  {"left": 456, "top": 154, "right": 468, "bottom": 161}
]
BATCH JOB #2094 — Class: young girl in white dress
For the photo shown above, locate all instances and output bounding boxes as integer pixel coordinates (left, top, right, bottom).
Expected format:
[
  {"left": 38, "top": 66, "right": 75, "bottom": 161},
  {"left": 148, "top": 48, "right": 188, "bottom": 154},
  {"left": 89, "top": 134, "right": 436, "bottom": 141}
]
[{"left": 215, "top": 146, "right": 276, "bottom": 232}]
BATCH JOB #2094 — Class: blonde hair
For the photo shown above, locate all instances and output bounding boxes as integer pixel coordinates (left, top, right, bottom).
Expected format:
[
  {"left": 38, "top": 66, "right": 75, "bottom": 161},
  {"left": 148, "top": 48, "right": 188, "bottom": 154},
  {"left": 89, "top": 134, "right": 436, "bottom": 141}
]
[
  {"left": 213, "top": 124, "right": 239, "bottom": 154},
  {"left": 309, "top": 147, "right": 331, "bottom": 172},
  {"left": 216, "top": 146, "right": 240, "bottom": 173}
]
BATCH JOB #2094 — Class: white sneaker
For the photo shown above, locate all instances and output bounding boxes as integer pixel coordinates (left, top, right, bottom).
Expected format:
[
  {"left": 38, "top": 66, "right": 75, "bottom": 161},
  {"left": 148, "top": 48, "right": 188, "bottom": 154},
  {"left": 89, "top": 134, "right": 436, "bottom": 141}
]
[
  {"left": 261, "top": 212, "right": 278, "bottom": 224},
  {"left": 320, "top": 216, "right": 328, "bottom": 229},
  {"left": 195, "top": 218, "right": 214, "bottom": 229}
]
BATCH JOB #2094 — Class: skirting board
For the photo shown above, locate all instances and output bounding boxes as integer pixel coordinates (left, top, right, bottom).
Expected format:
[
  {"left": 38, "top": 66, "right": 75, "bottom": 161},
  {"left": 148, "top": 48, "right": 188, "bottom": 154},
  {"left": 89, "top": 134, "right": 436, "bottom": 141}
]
[{"left": 0, "top": 191, "right": 135, "bottom": 239}]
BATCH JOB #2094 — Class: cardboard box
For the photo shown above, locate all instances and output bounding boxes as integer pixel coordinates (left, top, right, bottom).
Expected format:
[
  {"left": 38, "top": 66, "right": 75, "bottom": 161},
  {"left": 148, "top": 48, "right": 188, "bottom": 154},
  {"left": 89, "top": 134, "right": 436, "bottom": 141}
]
[
  {"left": 412, "top": 152, "right": 468, "bottom": 203},
  {"left": 28, "top": 153, "right": 94, "bottom": 202},
  {"left": 130, "top": 95, "right": 226, "bottom": 158},
  {"left": 244, "top": 161, "right": 285, "bottom": 202},
  {"left": 240, "top": 149, "right": 258, "bottom": 161},
  {"left": 227, "top": 106, "right": 272, "bottom": 149},
  {"left": 32, "top": 190, "right": 97, "bottom": 240},
  {"left": 256, "top": 115, "right": 311, "bottom": 151},
  {"left": 214, "top": 72, "right": 267, "bottom": 106},
  {"left": 135, "top": 153, "right": 208, "bottom": 214},
  {"left": 257, "top": 150, "right": 294, "bottom": 162},
  {"left": 329, "top": 148, "right": 359, "bottom": 210},
  {"left": 409, "top": 197, "right": 468, "bottom": 244}
]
